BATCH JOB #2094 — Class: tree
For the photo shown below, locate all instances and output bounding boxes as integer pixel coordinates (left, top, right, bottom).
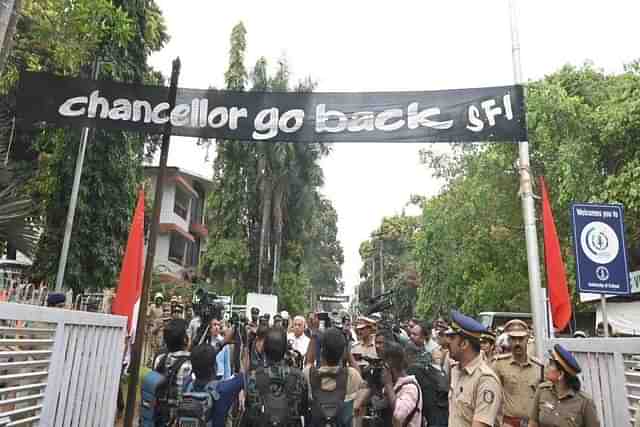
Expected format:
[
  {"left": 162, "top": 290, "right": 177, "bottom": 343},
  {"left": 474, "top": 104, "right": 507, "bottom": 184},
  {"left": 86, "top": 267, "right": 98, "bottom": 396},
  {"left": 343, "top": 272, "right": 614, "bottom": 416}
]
[
  {"left": 203, "top": 23, "right": 342, "bottom": 314},
  {"left": 413, "top": 62, "right": 640, "bottom": 321},
  {"left": 357, "top": 212, "right": 420, "bottom": 320},
  {"left": 1, "top": 0, "right": 168, "bottom": 294}
]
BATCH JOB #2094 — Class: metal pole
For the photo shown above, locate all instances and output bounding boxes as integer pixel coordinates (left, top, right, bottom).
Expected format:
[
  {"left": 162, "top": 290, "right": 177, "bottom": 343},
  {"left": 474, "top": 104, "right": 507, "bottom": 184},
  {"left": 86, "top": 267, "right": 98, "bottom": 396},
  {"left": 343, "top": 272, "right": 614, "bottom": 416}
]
[
  {"left": 371, "top": 258, "right": 376, "bottom": 298},
  {"left": 509, "top": 0, "right": 546, "bottom": 357},
  {"left": 123, "top": 57, "right": 181, "bottom": 427},
  {"left": 54, "top": 60, "right": 100, "bottom": 292},
  {"left": 601, "top": 294, "right": 609, "bottom": 338}
]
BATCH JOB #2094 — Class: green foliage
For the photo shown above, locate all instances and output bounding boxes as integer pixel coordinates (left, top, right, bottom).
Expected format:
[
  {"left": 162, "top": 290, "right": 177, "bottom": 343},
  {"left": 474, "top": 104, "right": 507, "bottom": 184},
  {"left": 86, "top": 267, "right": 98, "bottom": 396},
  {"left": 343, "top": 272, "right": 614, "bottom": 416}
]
[
  {"left": 202, "top": 23, "right": 342, "bottom": 313},
  {"left": 2, "top": 0, "right": 168, "bottom": 293},
  {"left": 412, "top": 62, "right": 640, "bottom": 320},
  {"left": 1, "top": 0, "right": 133, "bottom": 91},
  {"left": 357, "top": 213, "right": 420, "bottom": 320}
]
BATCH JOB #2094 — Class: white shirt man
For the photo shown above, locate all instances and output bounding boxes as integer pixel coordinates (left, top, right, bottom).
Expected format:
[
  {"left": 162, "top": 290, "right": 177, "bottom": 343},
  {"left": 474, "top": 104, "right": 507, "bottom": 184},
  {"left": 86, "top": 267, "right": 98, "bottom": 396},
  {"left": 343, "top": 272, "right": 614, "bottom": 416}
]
[{"left": 287, "top": 315, "right": 310, "bottom": 356}]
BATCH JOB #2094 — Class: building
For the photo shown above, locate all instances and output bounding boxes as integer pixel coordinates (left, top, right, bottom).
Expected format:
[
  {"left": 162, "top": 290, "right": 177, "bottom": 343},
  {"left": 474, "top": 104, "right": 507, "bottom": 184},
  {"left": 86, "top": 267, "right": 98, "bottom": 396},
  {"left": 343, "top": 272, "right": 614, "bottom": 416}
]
[{"left": 144, "top": 166, "right": 211, "bottom": 282}]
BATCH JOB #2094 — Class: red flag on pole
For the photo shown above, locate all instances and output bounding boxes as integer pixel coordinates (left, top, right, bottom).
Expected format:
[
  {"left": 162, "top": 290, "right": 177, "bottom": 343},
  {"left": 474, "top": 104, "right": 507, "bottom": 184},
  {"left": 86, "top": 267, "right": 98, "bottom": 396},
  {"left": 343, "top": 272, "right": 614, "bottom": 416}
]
[
  {"left": 540, "top": 177, "right": 572, "bottom": 331},
  {"left": 112, "top": 189, "right": 145, "bottom": 340}
]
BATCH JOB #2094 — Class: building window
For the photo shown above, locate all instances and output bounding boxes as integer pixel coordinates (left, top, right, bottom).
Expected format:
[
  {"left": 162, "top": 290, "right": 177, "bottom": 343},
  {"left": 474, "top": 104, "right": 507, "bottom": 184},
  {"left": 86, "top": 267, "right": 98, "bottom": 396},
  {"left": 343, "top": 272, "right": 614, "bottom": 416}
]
[
  {"left": 169, "top": 232, "right": 190, "bottom": 265},
  {"left": 174, "top": 186, "right": 190, "bottom": 220}
]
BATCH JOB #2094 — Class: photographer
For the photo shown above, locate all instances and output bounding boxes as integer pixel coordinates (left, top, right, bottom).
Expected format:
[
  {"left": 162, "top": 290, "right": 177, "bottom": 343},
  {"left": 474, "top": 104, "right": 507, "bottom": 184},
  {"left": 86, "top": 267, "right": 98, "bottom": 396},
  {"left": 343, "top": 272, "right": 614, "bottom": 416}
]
[
  {"left": 304, "top": 327, "right": 366, "bottom": 427},
  {"left": 382, "top": 341, "right": 422, "bottom": 427}
]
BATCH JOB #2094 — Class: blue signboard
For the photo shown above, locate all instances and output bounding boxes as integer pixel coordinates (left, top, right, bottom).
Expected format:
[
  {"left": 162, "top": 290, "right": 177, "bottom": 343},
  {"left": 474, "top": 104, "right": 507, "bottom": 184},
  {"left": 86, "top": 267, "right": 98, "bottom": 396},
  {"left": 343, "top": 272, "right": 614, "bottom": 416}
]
[{"left": 571, "top": 203, "right": 630, "bottom": 295}]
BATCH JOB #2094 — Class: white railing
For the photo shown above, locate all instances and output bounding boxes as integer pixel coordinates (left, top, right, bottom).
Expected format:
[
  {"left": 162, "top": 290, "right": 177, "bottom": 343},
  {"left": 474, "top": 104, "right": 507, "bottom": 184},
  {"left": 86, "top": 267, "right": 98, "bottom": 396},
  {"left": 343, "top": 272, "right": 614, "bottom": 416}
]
[
  {"left": 0, "top": 303, "right": 127, "bottom": 426},
  {"left": 545, "top": 338, "right": 640, "bottom": 427}
]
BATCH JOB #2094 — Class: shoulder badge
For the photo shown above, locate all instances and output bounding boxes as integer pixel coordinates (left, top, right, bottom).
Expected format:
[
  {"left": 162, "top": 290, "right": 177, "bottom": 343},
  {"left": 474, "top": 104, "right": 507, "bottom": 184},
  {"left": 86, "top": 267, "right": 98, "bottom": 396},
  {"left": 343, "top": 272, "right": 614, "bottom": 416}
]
[{"left": 483, "top": 390, "right": 496, "bottom": 404}]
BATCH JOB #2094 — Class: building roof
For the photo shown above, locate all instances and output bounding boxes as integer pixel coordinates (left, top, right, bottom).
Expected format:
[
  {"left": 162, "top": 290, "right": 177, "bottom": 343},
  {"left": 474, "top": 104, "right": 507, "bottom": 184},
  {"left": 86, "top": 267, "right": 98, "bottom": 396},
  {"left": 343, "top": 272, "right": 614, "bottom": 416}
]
[{"left": 143, "top": 166, "right": 213, "bottom": 190}]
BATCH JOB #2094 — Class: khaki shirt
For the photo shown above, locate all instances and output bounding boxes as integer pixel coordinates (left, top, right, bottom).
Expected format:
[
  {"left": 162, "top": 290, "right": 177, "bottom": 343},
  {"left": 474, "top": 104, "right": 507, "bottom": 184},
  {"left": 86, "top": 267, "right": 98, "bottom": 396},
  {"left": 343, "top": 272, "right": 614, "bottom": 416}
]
[
  {"left": 492, "top": 353, "right": 543, "bottom": 418},
  {"left": 449, "top": 354, "right": 503, "bottom": 427},
  {"left": 530, "top": 382, "right": 600, "bottom": 427},
  {"left": 351, "top": 338, "right": 377, "bottom": 359}
]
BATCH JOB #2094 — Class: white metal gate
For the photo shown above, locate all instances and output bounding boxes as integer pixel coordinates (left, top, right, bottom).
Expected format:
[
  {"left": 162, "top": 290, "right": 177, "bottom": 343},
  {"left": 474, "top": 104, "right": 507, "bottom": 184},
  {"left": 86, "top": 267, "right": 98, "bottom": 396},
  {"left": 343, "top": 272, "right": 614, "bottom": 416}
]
[
  {"left": 545, "top": 337, "right": 640, "bottom": 427},
  {"left": 0, "top": 302, "right": 127, "bottom": 426}
]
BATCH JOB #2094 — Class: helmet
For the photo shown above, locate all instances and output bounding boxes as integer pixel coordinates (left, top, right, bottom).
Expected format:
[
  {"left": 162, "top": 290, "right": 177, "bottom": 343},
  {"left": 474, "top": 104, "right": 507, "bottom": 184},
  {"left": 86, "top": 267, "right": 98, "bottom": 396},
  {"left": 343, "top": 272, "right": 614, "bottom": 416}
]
[
  {"left": 154, "top": 292, "right": 164, "bottom": 302},
  {"left": 280, "top": 310, "right": 290, "bottom": 320}
]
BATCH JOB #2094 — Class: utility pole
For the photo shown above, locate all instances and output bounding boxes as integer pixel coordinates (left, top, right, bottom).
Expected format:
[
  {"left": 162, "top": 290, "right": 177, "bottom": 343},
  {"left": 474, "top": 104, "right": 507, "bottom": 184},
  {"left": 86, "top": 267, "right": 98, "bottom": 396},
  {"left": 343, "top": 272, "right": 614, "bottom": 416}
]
[
  {"left": 371, "top": 258, "right": 376, "bottom": 298},
  {"left": 380, "top": 240, "right": 384, "bottom": 294},
  {"left": 54, "top": 59, "right": 100, "bottom": 292},
  {"left": 509, "top": 0, "right": 546, "bottom": 357},
  {"left": 123, "top": 57, "right": 181, "bottom": 427}
]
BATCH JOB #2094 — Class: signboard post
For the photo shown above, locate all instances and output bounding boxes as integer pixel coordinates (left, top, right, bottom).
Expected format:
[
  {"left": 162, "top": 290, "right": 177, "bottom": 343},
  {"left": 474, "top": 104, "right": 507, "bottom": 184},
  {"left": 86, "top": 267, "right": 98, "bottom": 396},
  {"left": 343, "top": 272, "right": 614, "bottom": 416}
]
[{"left": 571, "top": 203, "right": 631, "bottom": 338}]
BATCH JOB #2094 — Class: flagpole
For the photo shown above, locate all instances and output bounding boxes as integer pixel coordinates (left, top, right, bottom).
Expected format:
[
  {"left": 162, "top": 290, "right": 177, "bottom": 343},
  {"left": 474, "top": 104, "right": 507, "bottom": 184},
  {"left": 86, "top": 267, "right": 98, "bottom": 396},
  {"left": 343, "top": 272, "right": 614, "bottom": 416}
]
[
  {"left": 508, "top": 0, "right": 546, "bottom": 357},
  {"left": 123, "top": 57, "right": 181, "bottom": 427}
]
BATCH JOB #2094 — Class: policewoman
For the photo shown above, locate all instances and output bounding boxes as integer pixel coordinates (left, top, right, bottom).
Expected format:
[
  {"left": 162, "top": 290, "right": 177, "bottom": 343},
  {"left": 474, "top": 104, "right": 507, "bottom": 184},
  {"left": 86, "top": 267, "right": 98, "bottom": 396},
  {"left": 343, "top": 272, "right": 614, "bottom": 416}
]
[{"left": 529, "top": 344, "right": 600, "bottom": 427}]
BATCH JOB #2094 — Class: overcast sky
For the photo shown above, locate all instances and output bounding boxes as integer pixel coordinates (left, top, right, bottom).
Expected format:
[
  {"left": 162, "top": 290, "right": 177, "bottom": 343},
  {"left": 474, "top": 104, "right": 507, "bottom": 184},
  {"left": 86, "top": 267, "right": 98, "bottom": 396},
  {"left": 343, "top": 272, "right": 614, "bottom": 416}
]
[{"left": 148, "top": 0, "right": 640, "bottom": 298}]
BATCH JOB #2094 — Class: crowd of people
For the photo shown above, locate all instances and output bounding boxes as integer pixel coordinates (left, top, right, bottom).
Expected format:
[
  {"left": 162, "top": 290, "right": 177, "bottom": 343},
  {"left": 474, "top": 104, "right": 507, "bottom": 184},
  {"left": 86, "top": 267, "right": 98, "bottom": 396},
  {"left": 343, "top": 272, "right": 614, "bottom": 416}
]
[{"left": 138, "top": 299, "right": 602, "bottom": 427}]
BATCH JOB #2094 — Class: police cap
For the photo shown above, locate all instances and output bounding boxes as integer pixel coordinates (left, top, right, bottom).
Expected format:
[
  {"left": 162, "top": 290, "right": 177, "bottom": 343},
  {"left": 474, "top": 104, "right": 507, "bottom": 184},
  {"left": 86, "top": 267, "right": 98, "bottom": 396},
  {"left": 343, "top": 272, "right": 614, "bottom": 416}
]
[
  {"left": 551, "top": 343, "right": 581, "bottom": 377},
  {"left": 503, "top": 319, "right": 529, "bottom": 338},
  {"left": 445, "top": 310, "right": 486, "bottom": 339},
  {"left": 46, "top": 292, "right": 66, "bottom": 307}
]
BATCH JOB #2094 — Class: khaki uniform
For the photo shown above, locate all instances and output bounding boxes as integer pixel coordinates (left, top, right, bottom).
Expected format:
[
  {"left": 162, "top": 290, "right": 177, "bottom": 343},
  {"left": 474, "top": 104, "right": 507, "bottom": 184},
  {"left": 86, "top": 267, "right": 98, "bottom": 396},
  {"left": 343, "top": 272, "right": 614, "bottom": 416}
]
[
  {"left": 449, "top": 354, "right": 503, "bottom": 427},
  {"left": 146, "top": 304, "right": 164, "bottom": 366},
  {"left": 529, "top": 382, "right": 600, "bottom": 427},
  {"left": 351, "top": 338, "right": 377, "bottom": 359},
  {"left": 492, "top": 353, "right": 544, "bottom": 424}
]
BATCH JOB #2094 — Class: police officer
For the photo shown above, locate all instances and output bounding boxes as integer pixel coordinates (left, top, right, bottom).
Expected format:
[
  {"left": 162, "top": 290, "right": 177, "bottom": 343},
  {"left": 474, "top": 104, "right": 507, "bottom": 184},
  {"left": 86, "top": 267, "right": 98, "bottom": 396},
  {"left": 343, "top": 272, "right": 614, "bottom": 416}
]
[
  {"left": 480, "top": 330, "right": 496, "bottom": 361},
  {"left": 244, "top": 327, "right": 308, "bottom": 426},
  {"left": 446, "top": 310, "right": 502, "bottom": 427},
  {"left": 147, "top": 293, "right": 165, "bottom": 366},
  {"left": 352, "top": 317, "right": 378, "bottom": 360},
  {"left": 529, "top": 344, "right": 600, "bottom": 427},
  {"left": 492, "top": 319, "right": 543, "bottom": 427}
]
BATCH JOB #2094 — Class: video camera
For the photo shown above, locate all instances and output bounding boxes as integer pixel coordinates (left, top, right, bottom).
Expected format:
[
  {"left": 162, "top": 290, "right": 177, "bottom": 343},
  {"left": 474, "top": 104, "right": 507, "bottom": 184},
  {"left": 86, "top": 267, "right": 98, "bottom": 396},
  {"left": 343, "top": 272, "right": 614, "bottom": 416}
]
[
  {"left": 365, "top": 290, "right": 394, "bottom": 316},
  {"left": 356, "top": 355, "right": 386, "bottom": 389},
  {"left": 192, "top": 289, "right": 226, "bottom": 346}
]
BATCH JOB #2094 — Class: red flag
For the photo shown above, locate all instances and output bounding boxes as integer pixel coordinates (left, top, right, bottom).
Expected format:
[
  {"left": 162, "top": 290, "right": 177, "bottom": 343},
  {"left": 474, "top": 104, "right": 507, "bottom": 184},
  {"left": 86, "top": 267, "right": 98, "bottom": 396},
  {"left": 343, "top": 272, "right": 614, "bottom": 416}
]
[
  {"left": 540, "top": 177, "right": 572, "bottom": 331},
  {"left": 112, "top": 189, "right": 145, "bottom": 339}
]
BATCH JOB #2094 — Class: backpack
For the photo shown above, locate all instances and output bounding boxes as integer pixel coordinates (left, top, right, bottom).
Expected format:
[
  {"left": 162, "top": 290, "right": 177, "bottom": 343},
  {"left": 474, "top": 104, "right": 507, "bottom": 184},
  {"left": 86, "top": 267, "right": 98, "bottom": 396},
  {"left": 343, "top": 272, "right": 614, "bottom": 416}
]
[
  {"left": 409, "top": 363, "right": 448, "bottom": 427},
  {"left": 176, "top": 380, "right": 220, "bottom": 427},
  {"left": 140, "top": 353, "right": 190, "bottom": 427},
  {"left": 309, "top": 367, "right": 348, "bottom": 427},
  {"left": 246, "top": 365, "right": 304, "bottom": 427}
]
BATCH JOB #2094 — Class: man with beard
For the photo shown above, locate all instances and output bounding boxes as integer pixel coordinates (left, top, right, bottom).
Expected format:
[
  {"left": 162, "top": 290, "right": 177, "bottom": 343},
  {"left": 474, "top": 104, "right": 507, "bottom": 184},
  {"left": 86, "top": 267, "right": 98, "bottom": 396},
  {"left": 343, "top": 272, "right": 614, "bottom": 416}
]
[
  {"left": 492, "top": 319, "right": 543, "bottom": 427},
  {"left": 446, "top": 311, "right": 502, "bottom": 427}
]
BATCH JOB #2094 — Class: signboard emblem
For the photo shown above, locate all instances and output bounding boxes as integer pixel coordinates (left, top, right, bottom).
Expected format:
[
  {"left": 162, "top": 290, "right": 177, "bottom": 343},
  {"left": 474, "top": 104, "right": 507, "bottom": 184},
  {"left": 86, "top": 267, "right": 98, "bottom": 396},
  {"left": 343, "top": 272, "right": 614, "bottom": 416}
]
[
  {"left": 580, "top": 221, "right": 619, "bottom": 264},
  {"left": 595, "top": 266, "right": 609, "bottom": 281}
]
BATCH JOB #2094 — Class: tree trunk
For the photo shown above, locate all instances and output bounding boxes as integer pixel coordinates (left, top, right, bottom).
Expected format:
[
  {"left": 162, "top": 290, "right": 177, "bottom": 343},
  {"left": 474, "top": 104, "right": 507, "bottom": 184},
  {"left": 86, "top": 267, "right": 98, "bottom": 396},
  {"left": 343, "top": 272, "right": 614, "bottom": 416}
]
[
  {"left": 271, "top": 177, "right": 286, "bottom": 293},
  {"left": 257, "top": 176, "right": 272, "bottom": 294}
]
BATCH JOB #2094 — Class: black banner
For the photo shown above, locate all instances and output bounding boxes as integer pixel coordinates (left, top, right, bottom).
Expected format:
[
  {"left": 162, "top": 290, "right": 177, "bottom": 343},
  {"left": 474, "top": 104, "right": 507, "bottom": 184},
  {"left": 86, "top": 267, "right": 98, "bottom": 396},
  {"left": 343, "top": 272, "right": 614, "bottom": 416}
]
[{"left": 18, "top": 72, "right": 527, "bottom": 143}]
